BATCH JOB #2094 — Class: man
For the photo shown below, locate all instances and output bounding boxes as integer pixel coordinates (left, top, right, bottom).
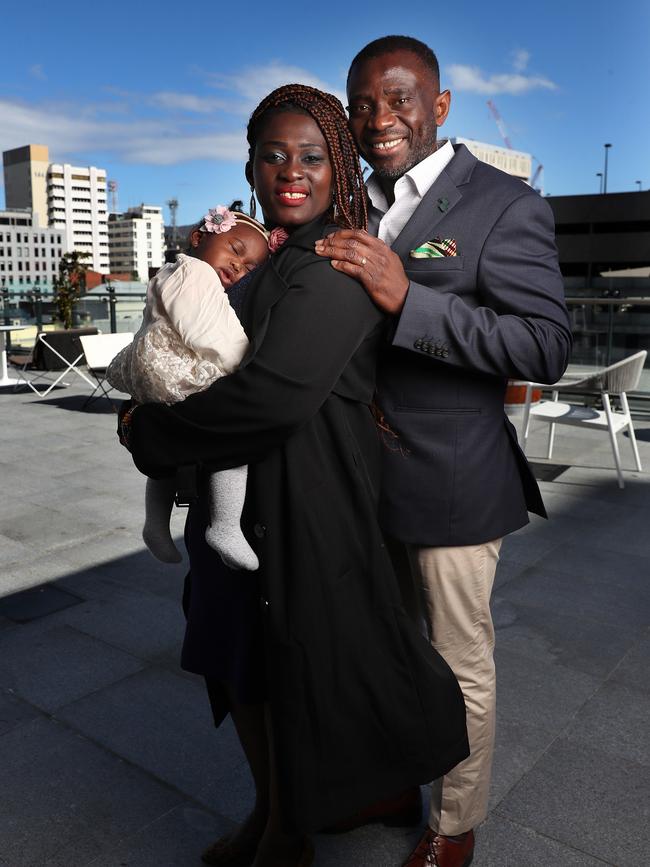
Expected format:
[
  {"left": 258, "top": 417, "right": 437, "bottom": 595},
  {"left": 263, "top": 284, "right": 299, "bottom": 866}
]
[{"left": 315, "top": 35, "right": 571, "bottom": 867}]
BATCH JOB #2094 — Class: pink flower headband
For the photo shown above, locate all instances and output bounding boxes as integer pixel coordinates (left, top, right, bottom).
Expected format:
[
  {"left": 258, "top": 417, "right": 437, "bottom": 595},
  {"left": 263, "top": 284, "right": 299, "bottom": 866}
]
[{"left": 201, "top": 205, "right": 288, "bottom": 253}]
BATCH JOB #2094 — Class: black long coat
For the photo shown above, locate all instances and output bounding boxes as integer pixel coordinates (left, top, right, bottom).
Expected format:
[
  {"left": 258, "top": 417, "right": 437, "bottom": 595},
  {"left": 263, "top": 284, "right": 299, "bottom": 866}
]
[{"left": 129, "top": 219, "right": 469, "bottom": 832}]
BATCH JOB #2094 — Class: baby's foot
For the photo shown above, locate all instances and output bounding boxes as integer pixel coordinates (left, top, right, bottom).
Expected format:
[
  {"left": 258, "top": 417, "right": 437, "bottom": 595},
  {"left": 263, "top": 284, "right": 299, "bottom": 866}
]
[
  {"left": 205, "top": 525, "right": 259, "bottom": 571},
  {"left": 142, "top": 524, "right": 182, "bottom": 563}
]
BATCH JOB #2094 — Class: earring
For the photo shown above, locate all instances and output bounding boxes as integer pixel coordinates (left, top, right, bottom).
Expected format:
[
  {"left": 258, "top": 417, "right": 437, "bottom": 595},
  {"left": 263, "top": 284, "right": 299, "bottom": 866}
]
[{"left": 249, "top": 185, "right": 257, "bottom": 220}]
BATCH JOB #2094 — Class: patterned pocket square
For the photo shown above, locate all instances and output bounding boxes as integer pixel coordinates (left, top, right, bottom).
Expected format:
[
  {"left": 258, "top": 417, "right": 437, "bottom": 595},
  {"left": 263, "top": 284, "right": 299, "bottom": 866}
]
[{"left": 409, "top": 237, "right": 458, "bottom": 258}]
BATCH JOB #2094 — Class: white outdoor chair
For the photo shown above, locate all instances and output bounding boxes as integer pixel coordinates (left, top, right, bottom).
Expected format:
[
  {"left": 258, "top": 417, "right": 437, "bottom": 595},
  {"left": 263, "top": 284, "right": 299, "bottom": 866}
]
[
  {"left": 11, "top": 328, "right": 98, "bottom": 396},
  {"left": 79, "top": 332, "right": 134, "bottom": 410},
  {"left": 519, "top": 350, "right": 647, "bottom": 489}
]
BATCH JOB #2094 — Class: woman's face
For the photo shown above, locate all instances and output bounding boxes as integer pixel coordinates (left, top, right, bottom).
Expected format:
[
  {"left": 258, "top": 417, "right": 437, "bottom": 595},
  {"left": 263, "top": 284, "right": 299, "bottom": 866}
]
[{"left": 251, "top": 111, "right": 333, "bottom": 230}]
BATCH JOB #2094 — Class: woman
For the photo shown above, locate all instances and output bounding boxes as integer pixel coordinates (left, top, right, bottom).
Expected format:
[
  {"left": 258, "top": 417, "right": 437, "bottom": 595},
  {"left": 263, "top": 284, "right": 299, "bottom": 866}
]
[{"left": 121, "top": 85, "right": 469, "bottom": 867}]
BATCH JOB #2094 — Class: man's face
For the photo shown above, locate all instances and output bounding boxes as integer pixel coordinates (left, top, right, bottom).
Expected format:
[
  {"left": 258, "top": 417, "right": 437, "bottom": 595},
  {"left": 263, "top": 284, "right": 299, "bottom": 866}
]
[{"left": 346, "top": 50, "right": 451, "bottom": 180}]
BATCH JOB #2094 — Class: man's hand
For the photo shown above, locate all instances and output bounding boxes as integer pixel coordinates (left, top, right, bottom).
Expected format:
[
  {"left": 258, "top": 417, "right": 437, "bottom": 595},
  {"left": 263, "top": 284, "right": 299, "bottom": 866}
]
[{"left": 314, "top": 229, "right": 409, "bottom": 315}]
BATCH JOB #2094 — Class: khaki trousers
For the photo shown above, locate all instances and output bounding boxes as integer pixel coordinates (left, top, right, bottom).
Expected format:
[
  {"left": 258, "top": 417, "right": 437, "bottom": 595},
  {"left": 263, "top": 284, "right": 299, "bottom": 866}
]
[{"left": 389, "top": 537, "right": 502, "bottom": 836}]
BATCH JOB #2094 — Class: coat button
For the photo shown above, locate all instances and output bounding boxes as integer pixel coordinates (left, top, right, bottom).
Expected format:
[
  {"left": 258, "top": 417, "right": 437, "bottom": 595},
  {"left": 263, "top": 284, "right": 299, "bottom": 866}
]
[
  {"left": 414, "top": 338, "right": 423, "bottom": 349},
  {"left": 442, "top": 349, "right": 449, "bottom": 357},
  {"left": 253, "top": 523, "right": 266, "bottom": 538}
]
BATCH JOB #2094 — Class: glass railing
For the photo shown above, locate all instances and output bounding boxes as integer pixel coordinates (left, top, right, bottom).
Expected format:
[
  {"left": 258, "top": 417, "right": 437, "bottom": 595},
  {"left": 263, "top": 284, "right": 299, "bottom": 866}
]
[{"left": 2, "top": 283, "right": 650, "bottom": 395}]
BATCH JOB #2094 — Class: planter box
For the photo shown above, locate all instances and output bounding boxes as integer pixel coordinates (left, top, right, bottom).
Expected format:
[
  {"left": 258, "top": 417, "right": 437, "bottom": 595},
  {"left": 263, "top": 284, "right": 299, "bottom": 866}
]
[{"left": 504, "top": 382, "right": 542, "bottom": 414}]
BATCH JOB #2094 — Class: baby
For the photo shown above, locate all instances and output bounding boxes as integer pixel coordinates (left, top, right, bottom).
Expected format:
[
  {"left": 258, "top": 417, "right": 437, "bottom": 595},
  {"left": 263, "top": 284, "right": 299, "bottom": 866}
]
[{"left": 108, "top": 205, "right": 285, "bottom": 569}]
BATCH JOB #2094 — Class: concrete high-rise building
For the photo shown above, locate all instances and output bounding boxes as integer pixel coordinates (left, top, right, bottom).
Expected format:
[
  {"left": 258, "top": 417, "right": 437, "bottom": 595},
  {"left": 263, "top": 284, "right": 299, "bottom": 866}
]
[
  {"left": 3, "top": 144, "right": 50, "bottom": 229},
  {"left": 0, "top": 208, "right": 64, "bottom": 287},
  {"left": 47, "top": 163, "right": 109, "bottom": 273},
  {"left": 108, "top": 204, "right": 165, "bottom": 281},
  {"left": 2, "top": 144, "right": 110, "bottom": 273},
  {"left": 451, "top": 138, "right": 532, "bottom": 182}
]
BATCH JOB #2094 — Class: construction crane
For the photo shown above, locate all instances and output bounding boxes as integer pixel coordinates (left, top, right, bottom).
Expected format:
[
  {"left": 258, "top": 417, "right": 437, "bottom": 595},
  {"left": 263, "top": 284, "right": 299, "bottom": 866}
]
[
  {"left": 166, "top": 198, "right": 179, "bottom": 247},
  {"left": 529, "top": 162, "right": 544, "bottom": 194},
  {"left": 487, "top": 99, "right": 543, "bottom": 192},
  {"left": 108, "top": 180, "right": 118, "bottom": 214},
  {"left": 486, "top": 99, "right": 513, "bottom": 150}
]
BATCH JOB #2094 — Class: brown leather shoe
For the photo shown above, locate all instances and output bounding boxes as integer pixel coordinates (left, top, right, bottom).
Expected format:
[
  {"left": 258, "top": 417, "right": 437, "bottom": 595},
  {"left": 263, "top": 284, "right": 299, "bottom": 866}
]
[
  {"left": 322, "top": 786, "right": 422, "bottom": 833},
  {"left": 402, "top": 828, "right": 474, "bottom": 867}
]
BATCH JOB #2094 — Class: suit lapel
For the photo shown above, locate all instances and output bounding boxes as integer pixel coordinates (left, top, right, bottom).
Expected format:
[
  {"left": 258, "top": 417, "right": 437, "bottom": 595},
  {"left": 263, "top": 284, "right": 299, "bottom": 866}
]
[{"left": 390, "top": 144, "right": 477, "bottom": 261}]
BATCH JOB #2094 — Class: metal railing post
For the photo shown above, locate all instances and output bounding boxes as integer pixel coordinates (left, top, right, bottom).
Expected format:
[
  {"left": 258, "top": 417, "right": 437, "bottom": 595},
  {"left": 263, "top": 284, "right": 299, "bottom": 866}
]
[
  {"left": 35, "top": 290, "right": 43, "bottom": 332},
  {"left": 108, "top": 286, "right": 117, "bottom": 333}
]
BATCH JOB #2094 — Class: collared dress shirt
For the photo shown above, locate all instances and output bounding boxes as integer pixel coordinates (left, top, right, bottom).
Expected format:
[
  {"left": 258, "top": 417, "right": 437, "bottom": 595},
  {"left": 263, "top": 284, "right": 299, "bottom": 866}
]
[{"left": 366, "top": 139, "right": 455, "bottom": 244}]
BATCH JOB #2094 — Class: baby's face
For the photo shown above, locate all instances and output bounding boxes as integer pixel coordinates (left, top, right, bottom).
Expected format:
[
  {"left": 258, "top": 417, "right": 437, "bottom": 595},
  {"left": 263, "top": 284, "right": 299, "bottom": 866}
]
[{"left": 195, "top": 224, "right": 269, "bottom": 288}]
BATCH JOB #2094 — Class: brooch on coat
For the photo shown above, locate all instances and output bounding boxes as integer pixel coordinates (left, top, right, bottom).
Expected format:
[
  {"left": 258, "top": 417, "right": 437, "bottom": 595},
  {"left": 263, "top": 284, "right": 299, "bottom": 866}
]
[{"left": 409, "top": 237, "right": 458, "bottom": 258}]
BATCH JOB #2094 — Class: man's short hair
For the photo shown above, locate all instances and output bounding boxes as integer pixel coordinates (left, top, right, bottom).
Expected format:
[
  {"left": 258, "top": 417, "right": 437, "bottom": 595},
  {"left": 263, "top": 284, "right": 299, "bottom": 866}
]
[{"left": 347, "top": 35, "right": 440, "bottom": 86}]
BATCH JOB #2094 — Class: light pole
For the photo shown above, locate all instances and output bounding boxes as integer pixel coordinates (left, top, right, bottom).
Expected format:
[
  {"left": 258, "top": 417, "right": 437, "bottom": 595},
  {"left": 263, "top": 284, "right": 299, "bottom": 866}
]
[
  {"left": 636, "top": 180, "right": 642, "bottom": 191},
  {"left": 603, "top": 143, "right": 612, "bottom": 193},
  {"left": 596, "top": 172, "right": 603, "bottom": 193}
]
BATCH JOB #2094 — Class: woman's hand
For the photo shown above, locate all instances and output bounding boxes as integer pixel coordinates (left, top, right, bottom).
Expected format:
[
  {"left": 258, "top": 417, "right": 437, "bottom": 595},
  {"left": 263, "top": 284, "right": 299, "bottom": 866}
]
[
  {"left": 117, "top": 399, "right": 138, "bottom": 451},
  {"left": 314, "top": 230, "right": 409, "bottom": 315}
]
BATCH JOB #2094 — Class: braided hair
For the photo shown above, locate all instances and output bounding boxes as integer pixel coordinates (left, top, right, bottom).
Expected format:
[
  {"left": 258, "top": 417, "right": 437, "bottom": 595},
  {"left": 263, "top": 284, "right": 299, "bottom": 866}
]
[{"left": 246, "top": 84, "right": 367, "bottom": 231}]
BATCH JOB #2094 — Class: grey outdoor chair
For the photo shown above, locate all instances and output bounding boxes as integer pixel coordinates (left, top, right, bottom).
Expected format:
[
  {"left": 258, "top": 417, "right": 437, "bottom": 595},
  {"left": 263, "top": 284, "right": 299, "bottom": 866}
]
[
  {"left": 519, "top": 349, "right": 647, "bottom": 489},
  {"left": 10, "top": 327, "right": 99, "bottom": 396},
  {"left": 78, "top": 332, "right": 133, "bottom": 410}
]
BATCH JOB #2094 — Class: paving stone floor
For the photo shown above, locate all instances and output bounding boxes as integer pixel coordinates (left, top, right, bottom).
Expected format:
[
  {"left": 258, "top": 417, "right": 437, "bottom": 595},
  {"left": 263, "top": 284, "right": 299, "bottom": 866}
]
[{"left": 0, "top": 380, "right": 649, "bottom": 866}]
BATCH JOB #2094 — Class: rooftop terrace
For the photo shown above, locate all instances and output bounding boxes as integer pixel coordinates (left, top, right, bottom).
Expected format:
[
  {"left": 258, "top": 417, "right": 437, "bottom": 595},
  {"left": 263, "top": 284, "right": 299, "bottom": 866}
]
[{"left": 0, "top": 381, "right": 649, "bottom": 866}]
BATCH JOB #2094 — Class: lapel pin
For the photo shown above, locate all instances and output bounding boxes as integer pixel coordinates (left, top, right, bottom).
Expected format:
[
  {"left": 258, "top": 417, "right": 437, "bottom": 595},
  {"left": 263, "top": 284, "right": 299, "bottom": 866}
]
[{"left": 437, "top": 197, "right": 449, "bottom": 212}]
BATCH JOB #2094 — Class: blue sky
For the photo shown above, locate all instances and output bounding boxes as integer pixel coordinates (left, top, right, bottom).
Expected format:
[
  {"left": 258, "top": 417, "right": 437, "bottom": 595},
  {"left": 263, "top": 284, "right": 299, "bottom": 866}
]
[{"left": 1, "top": 0, "right": 648, "bottom": 225}]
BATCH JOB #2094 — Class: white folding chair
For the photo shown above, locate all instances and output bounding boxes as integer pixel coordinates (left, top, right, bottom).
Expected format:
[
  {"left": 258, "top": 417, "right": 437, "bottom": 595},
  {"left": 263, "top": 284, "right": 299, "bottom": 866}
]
[
  {"left": 520, "top": 350, "right": 647, "bottom": 489},
  {"left": 13, "top": 329, "right": 98, "bottom": 396},
  {"left": 79, "top": 332, "right": 134, "bottom": 409}
]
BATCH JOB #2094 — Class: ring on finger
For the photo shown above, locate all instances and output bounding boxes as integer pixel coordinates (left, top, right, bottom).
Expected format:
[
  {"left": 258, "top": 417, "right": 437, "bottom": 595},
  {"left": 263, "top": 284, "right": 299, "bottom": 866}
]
[{"left": 360, "top": 256, "right": 367, "bottom": 266}]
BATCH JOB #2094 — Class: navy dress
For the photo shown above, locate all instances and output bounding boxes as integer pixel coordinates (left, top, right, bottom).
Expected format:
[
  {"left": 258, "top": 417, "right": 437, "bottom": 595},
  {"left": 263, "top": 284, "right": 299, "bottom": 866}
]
[{"left": 180, "top": 270, "right": 265, "bottom": 716}]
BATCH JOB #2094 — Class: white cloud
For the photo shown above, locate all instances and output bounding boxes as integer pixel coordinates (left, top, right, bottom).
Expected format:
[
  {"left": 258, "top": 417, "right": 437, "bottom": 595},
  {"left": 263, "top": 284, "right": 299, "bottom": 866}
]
[
  {"left": 511, "top": 49, "right": 530, "bottom": 73},
  {"left": 207, "top": 61, "right": 346, "bottom": 112},
  {"left": 29, "top": 64, "right": 46, "bottom": 81},
  {"left": 122, "top": 132, "right": 246, "bottom": 165},
  {"left": 149, "top": 92, "right": 230, "bottom": 114},
  {"left": 0, "top": 61, "right": 345, "bottom": 169},
  {"left": 446, "top": 64, "right": 557, "bottom": 95},
  {"left": 0, "top": 99, "right": 246, "bottom": 166}
]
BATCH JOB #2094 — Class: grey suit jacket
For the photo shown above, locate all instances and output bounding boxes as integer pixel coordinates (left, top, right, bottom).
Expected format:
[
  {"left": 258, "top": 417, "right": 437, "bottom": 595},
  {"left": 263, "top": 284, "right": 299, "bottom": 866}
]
[{"left": 374, "top": 144, "right": 572, "bottom": 546}]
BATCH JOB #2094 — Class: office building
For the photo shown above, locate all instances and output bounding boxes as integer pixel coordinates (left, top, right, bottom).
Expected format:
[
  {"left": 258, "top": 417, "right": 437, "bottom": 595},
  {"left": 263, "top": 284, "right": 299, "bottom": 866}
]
[
  {"left": 451, "top": 137, "right": 532, "bottom": 182},
  {"left": 47, "top": 162, "right": 109, "bottom": 273},
  {"left": 2, "top": 144, "right": 109, "bottom": 273},
  {"left": 2, "top": 144, "right": 50, "bottom": 230},
  {"left": 108, "top": 204, "right": 165, "bottom": 282},
  {"left": 547, "top": 190, "right": 650, "bottom": 280},
  {"left": 0, "top": 208, "right": 63, "bottom": 287}
]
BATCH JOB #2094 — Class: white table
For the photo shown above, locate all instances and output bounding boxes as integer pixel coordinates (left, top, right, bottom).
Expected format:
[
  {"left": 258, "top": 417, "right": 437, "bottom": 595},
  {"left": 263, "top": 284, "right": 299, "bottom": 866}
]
[{"left": 0, "top": 324, "right": 27, "bottom": 387}]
